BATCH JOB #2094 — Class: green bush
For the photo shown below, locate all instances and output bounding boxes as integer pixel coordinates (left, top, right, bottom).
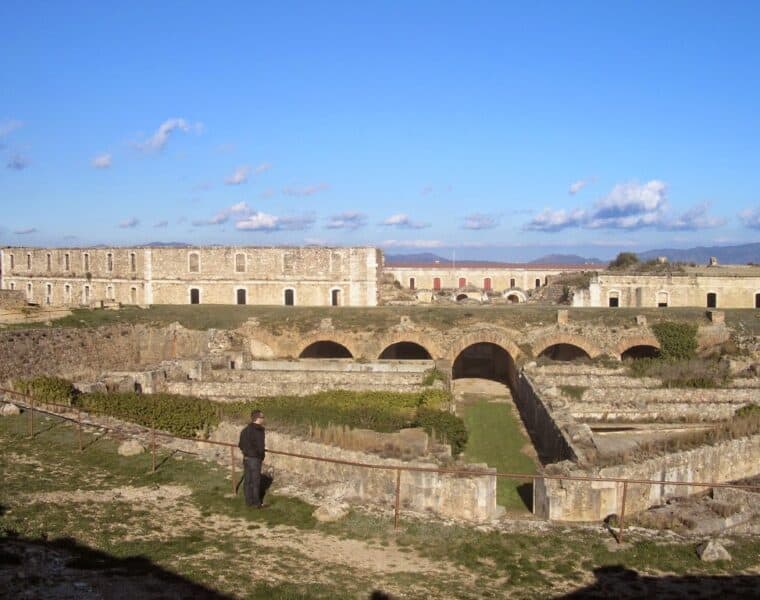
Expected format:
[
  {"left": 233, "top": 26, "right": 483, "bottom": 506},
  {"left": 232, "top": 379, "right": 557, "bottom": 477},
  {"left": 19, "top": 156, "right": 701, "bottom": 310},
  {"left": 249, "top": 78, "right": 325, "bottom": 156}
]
[
  {"left": 422, "top": 368, "right": 446, "bottom": 387},
  {"left": 651, "top": 321, "right": 698, "bottom": 360},
  {"left": 73, "top": 392, "right": 220, "bottom": 438},
  {"left": 14, "top": 376, "right": 78, "bottom": 406},
  {"left": 608, "top": 252, "right": 639, "bottom": 270},
  {"left": 415, "top": 406, "right": 468, "bottom": 456}
]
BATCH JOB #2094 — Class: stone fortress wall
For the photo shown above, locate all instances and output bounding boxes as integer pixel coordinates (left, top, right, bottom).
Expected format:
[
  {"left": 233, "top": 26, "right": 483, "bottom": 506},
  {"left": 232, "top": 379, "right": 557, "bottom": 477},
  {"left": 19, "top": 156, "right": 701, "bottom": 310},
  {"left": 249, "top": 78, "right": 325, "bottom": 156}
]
[
  {"left": 573, "top": 268, "right": 760, "bottom": 309},
  {"left": 0, "top": 246, "right": 381, "bottom": 308}
]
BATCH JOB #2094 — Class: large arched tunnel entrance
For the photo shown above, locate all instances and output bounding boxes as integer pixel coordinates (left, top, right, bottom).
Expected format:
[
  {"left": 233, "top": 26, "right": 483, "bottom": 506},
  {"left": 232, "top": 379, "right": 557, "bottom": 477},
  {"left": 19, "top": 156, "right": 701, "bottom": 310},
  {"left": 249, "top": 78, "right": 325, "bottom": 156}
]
[
  {"left": 299, "top": 341, "right": 353, "bottom": 359},
  {"left": 452, "top": 343, "right": 516, "bottom": 389},
  {"left": 379, "top": 342, "right": 432, "bottom": 360},
  {"left": 538, "top": 343, "right": 590, "bottom": 362}
]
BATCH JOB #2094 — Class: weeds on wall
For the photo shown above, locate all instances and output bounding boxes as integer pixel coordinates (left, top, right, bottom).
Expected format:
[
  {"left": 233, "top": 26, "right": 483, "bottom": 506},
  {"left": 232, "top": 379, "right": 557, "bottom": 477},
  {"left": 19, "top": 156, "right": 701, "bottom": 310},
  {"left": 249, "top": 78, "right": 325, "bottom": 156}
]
[
  {"left": 14, "top": 376, "right": 78, "bottom": 406},
  {"left": 651, "top": 322, "right": 698, "bottom": 360}
]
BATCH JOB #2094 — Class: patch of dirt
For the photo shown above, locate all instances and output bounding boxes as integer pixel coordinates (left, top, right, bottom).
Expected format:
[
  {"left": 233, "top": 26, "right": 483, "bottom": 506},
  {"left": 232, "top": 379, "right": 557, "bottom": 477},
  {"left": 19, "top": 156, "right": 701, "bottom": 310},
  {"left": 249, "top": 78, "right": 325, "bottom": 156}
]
[{"left": 26, "top": 485, "right": 193, "bottom": 505}]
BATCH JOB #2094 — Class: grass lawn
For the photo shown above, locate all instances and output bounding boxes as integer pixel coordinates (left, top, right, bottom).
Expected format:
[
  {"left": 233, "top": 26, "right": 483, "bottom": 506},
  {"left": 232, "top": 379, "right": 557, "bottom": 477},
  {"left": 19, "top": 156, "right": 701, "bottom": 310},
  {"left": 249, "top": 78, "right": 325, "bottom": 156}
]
[
  {"left": 460, "top": 397, "right": 538, "bottom": 512},
  {"left": 9, "top": 304, "right": 759, "bottom": 335},
  {"left": 2, "top": 411, "right": 759, "bottom": 599}
]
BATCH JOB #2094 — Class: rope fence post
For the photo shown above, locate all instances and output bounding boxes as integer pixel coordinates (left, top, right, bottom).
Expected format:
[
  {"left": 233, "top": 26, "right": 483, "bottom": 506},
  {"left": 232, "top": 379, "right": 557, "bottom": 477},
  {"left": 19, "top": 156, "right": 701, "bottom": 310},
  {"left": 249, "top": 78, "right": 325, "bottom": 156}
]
[
  {"left": 230, "top": 446, "right": 236, "bottom": 495},
  {"left": 28, "top": 396, "right": 34, "bottom": 438},
  {"left": 394, "top": 468, "right": 401, "bottom": 530},
  {"left": 151, "top": 401, "right": 157, "bottom": 473},
  {"left": 618, "top": 481, "right": 628, "bottom": 544}
]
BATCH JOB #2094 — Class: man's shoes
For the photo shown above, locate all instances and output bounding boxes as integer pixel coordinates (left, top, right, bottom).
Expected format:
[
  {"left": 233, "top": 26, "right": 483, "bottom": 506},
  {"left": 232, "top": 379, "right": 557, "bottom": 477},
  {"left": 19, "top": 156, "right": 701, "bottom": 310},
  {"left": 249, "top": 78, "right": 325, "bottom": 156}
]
[{"left": 256, "top": 503, "right": 268, "bottom": 509}]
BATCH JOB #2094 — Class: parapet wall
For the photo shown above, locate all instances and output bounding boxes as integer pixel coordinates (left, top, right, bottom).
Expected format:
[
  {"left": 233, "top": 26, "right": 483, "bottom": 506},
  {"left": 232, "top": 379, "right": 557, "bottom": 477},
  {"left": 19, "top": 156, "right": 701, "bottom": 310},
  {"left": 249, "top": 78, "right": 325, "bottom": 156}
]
[
  {"left": 208, "top": 422, "right": 499, "bottom": 522},
  {"left": 534, "top": 434, "right": 760, "bottom": 521}
]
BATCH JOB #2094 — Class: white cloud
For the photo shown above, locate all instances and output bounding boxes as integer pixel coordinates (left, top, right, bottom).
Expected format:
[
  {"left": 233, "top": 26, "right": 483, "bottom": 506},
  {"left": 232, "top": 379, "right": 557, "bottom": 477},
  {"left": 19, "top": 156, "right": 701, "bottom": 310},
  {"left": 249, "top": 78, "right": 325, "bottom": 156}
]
[
  {"left": 380, "top": 239, "right": 445, "bottom": 249},
  {"left": 0, "top": 119, "right": 23, "bottom": 138},
  {"left": 738, "top": 206, "right": 760, "bottom": 229},
  {"left": 524, "top": 208, "right": 587, "bottom": 232},
  {"left": 118, "top": 217, "right": 140, "bottom": 229},
  {"left": 13, "top": 227, "right": 37, "bottom": 235},
  {"left": 254, "top": 162, "right": 272, "bottom": 174},
  {"left": 569, "top": 177, "right": 595, "bottom": 195},
  {"left": 154, "top": 220, "right": 169, "bottom": 228},
  {"left": 326, "top": 212, "right": 366, "bottom": 230},
  {"left": 381, "top": 213, "right": 430, "bottom": 229},
  {"left": 194, "top": 202, "right": 251, "bottom": 226},
  {"left": 225, "top": 165, "right": 252, "bottom": 185},
  {"left": 587, "top": 180, "right": 667, "bottom": 227},
  {"left": 136, "top": 118, "right": 202, "bottom": 152},
  {"left": 91, "top": 153, "right": 112, "bottom": 169},
  {"left": 664, "top": 202, "right": 726, "bottom": 231},
  {"left": 6, "top": 154, "right": 29, "bottom": 170},
  {"left": 462, "top": 214, "right": 498, "bottom": 230},
  {"left": 283, "top": 183, "right": 329, "bottom": 197},
  {"left": 235, "top": 212, "right": 315, "bottom": 232}
]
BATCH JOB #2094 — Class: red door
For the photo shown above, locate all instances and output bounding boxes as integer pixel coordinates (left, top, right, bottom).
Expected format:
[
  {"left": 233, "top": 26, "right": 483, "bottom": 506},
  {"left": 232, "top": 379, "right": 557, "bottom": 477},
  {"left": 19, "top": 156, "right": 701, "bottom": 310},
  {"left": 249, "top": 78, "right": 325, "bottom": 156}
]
[
  {"left": 433, "top": 277, "right": 441, "bottom": 291},
  {"left": 458, "top": 277, "right": 466, "bottom": 288},
  {"left": 483, "top": 277, "right": 492, "bottom": 291}
]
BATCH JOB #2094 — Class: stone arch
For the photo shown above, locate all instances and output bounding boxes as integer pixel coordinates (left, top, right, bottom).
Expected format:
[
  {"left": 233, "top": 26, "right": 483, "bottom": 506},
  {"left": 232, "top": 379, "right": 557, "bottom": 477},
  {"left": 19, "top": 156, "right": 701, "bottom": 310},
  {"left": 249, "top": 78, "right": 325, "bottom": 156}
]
[
  {"left": 378, "top": 341, "right": 433, "bottom": 360},
  {"left": 616, "top": 335, "right": 660, "bottom": 359},
  {"left": 503, "top": 289, "right": 526, "bottom": 303},
  {"left": 449, "top": 331, "right": 521, "bottom": 389},
  {"left": 296, "top": 333, "right": 360, "bottom": 359},
  {"left": 448, "top": 330, "right": 523, "bottom": 364},
  {"left": 299, "top": 340, "right": 353, "bottom": 359},
  {"left": 373, "top": 332, "right": 440, "bottom": 360},
  {"left": 532, "top": 334, "right": 602, "bottom": 360}
]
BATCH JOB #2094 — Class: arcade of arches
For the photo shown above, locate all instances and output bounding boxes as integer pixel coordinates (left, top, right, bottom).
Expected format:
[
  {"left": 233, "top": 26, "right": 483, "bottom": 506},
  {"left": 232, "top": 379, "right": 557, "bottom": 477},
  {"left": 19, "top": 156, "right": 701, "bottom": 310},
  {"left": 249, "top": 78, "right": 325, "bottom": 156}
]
[
  {"left": 452, "top": 342, "right": 516, "bottom": 387},
  {"left": 299, "top": 341, "right": 353, "bottom": 359},
  {"left": 379, "top": 342, "right": 432, "bottom": 360}
]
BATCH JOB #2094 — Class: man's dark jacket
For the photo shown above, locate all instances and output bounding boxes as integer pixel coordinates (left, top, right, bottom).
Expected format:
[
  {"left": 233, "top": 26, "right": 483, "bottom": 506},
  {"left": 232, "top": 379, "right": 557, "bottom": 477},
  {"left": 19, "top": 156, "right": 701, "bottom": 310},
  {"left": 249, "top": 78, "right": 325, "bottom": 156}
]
[{"left": 238, "top": 423, "right": 265, "bottom": 460}]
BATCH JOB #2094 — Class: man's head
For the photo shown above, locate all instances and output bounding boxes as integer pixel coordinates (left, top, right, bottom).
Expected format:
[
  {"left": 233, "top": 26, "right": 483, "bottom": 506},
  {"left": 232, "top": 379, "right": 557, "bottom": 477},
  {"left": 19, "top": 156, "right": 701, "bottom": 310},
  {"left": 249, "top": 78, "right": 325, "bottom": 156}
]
[{"left": 251, "top": 410, "right": 264, "bottom": 425}]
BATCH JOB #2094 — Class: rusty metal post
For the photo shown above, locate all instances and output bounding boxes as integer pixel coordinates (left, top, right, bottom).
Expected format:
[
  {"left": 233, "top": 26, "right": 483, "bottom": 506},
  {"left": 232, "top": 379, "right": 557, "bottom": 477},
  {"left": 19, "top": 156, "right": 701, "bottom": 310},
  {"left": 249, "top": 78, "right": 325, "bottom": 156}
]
[
  {"left": 394, "top": 469, "right": 401, "bottom": 530},
  {"left": 29, "top": 397, "right": 34, "bottom": 438},
  {"left": 77, "top": 407, "right": 83, "bottom": 452},
  {"left": 618, "top": 481, "right": 628, "bottom": 544},
  {"left": 151, "top": 406, "right": 157, "bottom": 473},
  {"left": 230, "top": 446, "right": 236, "bottom": 495}
]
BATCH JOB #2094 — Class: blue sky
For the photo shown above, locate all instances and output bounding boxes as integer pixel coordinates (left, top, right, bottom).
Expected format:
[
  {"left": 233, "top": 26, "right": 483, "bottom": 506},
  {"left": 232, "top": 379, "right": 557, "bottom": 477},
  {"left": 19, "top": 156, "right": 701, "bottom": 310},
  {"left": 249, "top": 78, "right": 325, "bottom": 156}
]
[{"left": 1, "top": 1, "right": 758, "bottom": 261}]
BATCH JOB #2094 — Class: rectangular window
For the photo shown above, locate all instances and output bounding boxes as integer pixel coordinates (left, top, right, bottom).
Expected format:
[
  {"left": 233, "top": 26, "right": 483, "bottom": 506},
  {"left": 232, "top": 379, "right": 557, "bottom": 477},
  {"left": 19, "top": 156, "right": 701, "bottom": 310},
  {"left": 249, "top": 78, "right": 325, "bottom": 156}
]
[
  {"left": 45, "top": 283, "right": 52, "bottom": 304},
  {"left": 190, "top": 288, "right": 200, "bottom": 304},
  {"left": 130, "top": 253, "right": 136, "bottom": 272},
  {"left": 331, "top": 289, "right": 340, "bottom": 306},
  {"left": 64, "top": 253, "right": 70, "bottom": 271},
  {"left": 107, "top": 253, "right": 113, "bottom": 272},
  {"left": 27, "top": 253, "right": 31, "bottom": 270},
  {"left": 83, "top": 285, "right": 90, "bottom": 303},
  {"left": 510, "top": 278, "right": 516, "bottom": 288},
  {"left": 9, "top": 254, "right": 14, "bottom": 269},
  {"left": 409, "top": 277, "right": 416, "bottom": 290},
  {"left": 608, "top": 292, "right": 620, "bottom": 308},
  {"left": 84, "top": 253, "right": 90, "bottom": 271},
  {"left": 458, "top": 277, "right": 466, "bottom": 288},
  {"left": 433, "top": 277, "right": 441, "bottom": 291},
  {"left": 284, "top": 289, "right": 295, "bottom": 306},
  {"left": 535, "top": 278, "right": 541, "bottom": 289},
  {"left": 27, "top": 283, "right": 32, "bottom": 299},
  {"left": 483, "top": 277, "right": 492, "bottom": 291},
  {"left": 236, "top": 289, "right": 247, "bottom": 305},
  {"left": 130, "top": 287, "right": 137, "bottom": 304},
  {"left": 707, "top": 293, "right": 717, "bottom": 308},
  {"left": 189, "top": 253, "right": 200, "bottom": 273},
  {"left": 47, "top": 253, "right": 52, "bottom": 271},
  {"left": 235, "top": 253, "right": 245, "bottom": 273}
]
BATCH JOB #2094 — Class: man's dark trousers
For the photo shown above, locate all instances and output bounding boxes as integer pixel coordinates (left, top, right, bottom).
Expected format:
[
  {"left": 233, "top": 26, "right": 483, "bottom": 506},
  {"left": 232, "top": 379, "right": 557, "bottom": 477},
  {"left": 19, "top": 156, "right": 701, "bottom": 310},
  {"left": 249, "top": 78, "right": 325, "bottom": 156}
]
[{"left": 243, "top": 456, "right": 263, "bottom": 507}]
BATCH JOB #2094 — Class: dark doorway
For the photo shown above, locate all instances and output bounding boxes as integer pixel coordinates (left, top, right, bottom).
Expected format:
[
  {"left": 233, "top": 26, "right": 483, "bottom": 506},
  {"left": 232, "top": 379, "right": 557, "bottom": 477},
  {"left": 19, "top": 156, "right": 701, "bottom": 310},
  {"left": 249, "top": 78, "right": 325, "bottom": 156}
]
[
  {"left": 452, "top": 343, "right": 515, "bottom": 384},
  {"left": 409, "top": 277, "right": 415, "bottom": 290},
  {"left": 535, "top": 278, "right": 541, "bottom": 289},
  {"left": 379, "top": 342, "right": 432, "bottom": 360},
  {"left": 190, "top": 288, "right": 200, "bottom": 304},
  {"left": 331, "top": 289, "right": 340, "bottom": 306},
  {"left": 539, "top": 344, "right": 590, "bottom": 361},
  {"left": 707, "top": 292, "right": 717, "bottom": 308},
  {"left": 456, "top": 293, "right": 468, "bottom": 302},
  {"left": 506, "top": 294, "right": 520, "bottom": 304},
  {"left": 284, "top": 289, "right": 294, "bottom": 306},
  {"left": 299, "top": 341, "right": 352, "bottom": 358},
  {"left": 756, "top": 293, "right": 760, "bottom": 308},
  {"left": 609, "top": 297, "right": 619, "bottom": 307},
  {"left": 236, "top": 289, "right": 247, "bottom": 305},
  {"left": 621, "top": 345, "right": 661, "bottom": 360}
]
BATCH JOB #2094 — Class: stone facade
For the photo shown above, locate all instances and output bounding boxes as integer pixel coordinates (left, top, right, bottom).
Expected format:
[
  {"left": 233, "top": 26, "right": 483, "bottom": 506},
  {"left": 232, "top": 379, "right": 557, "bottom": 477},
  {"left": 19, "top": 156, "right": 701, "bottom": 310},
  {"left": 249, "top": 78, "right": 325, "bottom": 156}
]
[
  {"left": 0, "top": 246, "right": 381, "bottom": 307},
  {"left": 573, "top": 268, "right": 760, "bottom": 309}
]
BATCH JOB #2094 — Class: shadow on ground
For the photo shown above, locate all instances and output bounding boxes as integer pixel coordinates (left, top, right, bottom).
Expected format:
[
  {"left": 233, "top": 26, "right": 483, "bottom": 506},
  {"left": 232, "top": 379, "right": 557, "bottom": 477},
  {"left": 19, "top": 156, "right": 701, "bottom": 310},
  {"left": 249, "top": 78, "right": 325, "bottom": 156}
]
[{"left": 559, "top": 564, "right": 760, "bottom": 599}]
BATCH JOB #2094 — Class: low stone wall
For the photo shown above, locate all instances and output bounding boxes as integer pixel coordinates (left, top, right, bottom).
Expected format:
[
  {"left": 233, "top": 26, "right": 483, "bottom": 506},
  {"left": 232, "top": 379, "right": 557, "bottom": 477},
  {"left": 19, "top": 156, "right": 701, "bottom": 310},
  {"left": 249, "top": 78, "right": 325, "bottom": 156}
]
[
  {"left": 208, "top": 422, "right": 499, "bottom": 522},
  {"left": 534, "top": 434, "right": 760, "bottom": 521},
  {"left": 513, "top": 371, "right": 578, "bottom": 465},
  {"left": 0, "top": 290, "right": 26, "bottom": 310}
]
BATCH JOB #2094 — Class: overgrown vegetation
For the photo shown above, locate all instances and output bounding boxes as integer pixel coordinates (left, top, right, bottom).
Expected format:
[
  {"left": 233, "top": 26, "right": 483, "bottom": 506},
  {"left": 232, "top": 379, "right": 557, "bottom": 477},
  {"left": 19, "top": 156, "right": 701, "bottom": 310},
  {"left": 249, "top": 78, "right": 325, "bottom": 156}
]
[
  {"left": 559, "top": 385, "right": 587, "bottom": 400},
  {"left": 13, "top": 376, "right": 78, "bottom": 406},
  {"left": 422, "top": 367, "right": 446, "bottom": 386},
  {"left": 608, "top": 252, "right": 640, "bottom": 270},
  {"left": 651, "top": 321, "right": 698, "bottom": 360},
  {"left": 14, "top": 378, "right": 466, "bottom": 454}
]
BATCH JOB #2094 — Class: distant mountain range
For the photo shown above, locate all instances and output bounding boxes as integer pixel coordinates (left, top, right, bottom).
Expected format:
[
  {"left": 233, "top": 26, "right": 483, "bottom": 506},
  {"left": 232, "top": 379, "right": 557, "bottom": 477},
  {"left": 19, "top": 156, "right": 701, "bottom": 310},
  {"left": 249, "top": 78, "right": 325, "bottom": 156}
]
[
  {"left": 385, "top": 252, "right": 603, "bottom": 265},
  {"left": 386, "top": 243, "right": 760, "bottom": 266},
  {"left": 637, "top": 242, "right": 760, "bottom": 265}
]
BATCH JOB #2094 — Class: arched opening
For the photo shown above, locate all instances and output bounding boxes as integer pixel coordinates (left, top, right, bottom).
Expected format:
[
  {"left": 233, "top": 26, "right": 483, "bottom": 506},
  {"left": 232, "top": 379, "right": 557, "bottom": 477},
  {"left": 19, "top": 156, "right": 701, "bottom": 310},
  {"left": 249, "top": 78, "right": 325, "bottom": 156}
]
[
  {"left": 539, "top": 344, "right": 590, "bottom": 362},
  {"left": 456, "top": 293, "right": 469, "bottom": 302},
  {"left": 284, "top": 288, "right": 295, "bottom": 306},
  {"left": 534, "top": 278, "right": 541, "bottom": 289},
  {"left": 190, "top": 288, "right": 200, "bottom": 304},
  {"left": 452, "top": 342, "right": 516, "bottom": 385},
  {"left": 379, "top": 342, "right": 432, "bottom": 360},
  {"left": 299, "top": 341, "right": 353, "bottom": 359},
  {"left": 707, "top": 292, "right": 717, "bottom": 308},
  {"left": 237, "top": 289, "right": 247, "bottom": 305},
  {"left": 621, "top": 345, "right": 661, "bottom": 360},
  {"left": 483, "top": 277, "right": 492, "bottom": 291},
  {"left": 506, "top": 293, "right": 520, "bottom": 304},
  {"left": 409, "top": 277, "right": 416, "bottom": 290},
  {"left": 331, "top": 289, "right": 341, "bottom": 306}
]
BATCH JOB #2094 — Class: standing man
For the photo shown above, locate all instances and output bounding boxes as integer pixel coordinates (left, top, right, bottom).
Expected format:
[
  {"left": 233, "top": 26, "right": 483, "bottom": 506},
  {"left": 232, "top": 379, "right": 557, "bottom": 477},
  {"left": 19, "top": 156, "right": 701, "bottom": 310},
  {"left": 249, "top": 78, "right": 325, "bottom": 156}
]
[{"left": 238, "top": 410, "right": 266, "bottom": 508}]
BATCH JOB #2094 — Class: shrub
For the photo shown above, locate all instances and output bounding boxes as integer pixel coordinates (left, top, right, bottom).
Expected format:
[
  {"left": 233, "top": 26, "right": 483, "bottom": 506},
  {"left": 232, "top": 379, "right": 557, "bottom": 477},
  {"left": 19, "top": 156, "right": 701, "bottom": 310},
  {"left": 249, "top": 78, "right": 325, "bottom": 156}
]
[
  {"left": 608, "top": 252, "right": 639, "bottom": 270},
  {"left": 14, "top": 376, "right": 78, "bottom": 406},
  {"left": 415, "top": 406, "right": 468, "bottom": 456},
  {"left": 651, "top": 321, "right": 698, "bottom": 360},
  {"left": 73, "top": 392, "right": 220, "bottom": 438},
  {"left": 422, "top": 368, "right": 446, "bottom": 387},
  {"left": 559, "top": 385, "right": 586, "bottom": 400}
]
